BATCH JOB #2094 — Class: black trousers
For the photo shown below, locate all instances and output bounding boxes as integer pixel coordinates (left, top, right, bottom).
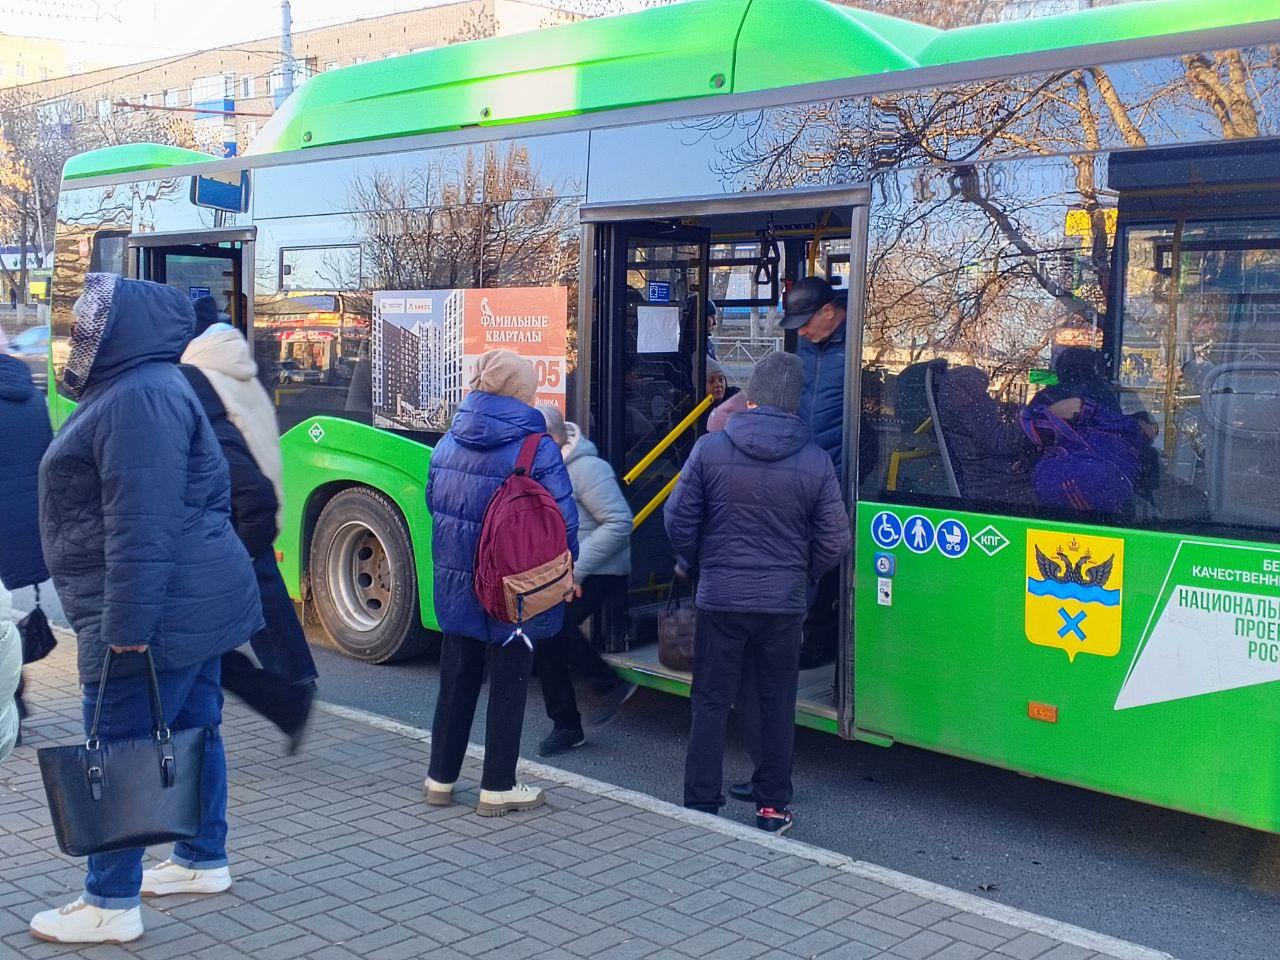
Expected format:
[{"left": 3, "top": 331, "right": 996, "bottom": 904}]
[
  {"left": 428, "top": 633, "right": 532, "bottom": 792},
  {"left": 685, "top": 609, "right": 804, "bottom": 813},
  {"left": 535, "top": 575, "right": 627, "bottom": 731}
]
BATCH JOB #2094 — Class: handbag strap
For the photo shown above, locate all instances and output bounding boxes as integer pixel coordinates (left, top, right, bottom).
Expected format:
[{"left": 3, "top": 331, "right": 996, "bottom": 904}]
[
  {"left": 666, "top": 575, "right": 684, "bottom": 611},
  {"left": 87, "top": 649, "right": 170, "bottom": 748}
]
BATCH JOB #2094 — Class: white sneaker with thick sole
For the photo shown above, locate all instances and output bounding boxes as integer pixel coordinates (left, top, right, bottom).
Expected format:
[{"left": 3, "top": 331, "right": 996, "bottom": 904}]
[
  {"left": 140, "top": 860, "right": 232, "bottom": 897},
  {"left": 29, "top": 898, "right": 144, "bottom": 944},
  {"left": 477, "top": 783, "right": 545, "bottom": 817},
  {"left": 424, "top": 777, "right": 455, "bottom": 806}
]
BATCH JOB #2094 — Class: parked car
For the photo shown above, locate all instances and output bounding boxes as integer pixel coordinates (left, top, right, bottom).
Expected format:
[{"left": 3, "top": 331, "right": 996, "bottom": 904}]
[
  {"left": 7, "top": 324, "right": 48, "bottom": 390},
  {"left": 278, "top": 359, "right": 324, "bottom": 385}
]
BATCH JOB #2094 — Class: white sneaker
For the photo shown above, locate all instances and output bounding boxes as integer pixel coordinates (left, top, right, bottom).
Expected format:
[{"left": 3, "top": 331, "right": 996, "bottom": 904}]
[
  {"left": 140, "top": 859, "right": 232, "bottom": 897},
  {"left": 477, "top": 783, "right": 545, "bottom": 817},
  {"left": 424, "top": 777, "right": 455, "bottom": 806},
  {"left": 30, "top": 898, "right": 143, "bottom": 944}
]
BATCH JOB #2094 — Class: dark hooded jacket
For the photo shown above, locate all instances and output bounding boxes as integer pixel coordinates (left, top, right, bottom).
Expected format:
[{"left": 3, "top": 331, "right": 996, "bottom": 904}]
[
  {"left": 0, "top": 354, "right": 51, "bottom": 589},
  {"left": 426, "top": 390, "right": 578, "bottom": 644},
  {"left": 664, "top": 405, "right": 850, "bottom": 615},
  {"left": 38, "top": 274, "right": 262, "bottom": 682}
]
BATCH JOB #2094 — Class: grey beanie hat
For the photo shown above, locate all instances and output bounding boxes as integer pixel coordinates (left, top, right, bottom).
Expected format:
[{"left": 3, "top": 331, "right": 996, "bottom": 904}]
[{"left": 746, "top": 350, "right": 804, "bottom": 414}]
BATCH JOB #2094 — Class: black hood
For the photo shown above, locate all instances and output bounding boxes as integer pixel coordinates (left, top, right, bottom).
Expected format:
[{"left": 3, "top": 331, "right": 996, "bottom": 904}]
[{"left": 722, "top": 405, "right": 810, "bottom": 462}]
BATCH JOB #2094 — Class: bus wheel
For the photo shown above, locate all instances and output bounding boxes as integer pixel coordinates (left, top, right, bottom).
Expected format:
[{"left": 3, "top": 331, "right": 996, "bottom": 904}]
[{"left": 310, "top": 487, "right": 434, "bottom": 663}]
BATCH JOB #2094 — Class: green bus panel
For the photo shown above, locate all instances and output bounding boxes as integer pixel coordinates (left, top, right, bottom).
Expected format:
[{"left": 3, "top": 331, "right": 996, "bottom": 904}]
[
  {"left": 854, "top": 502, "right": 1280, "bottom": 834},
  {"left": 277, "top": 417, "right": 439, "bottom": 632}
]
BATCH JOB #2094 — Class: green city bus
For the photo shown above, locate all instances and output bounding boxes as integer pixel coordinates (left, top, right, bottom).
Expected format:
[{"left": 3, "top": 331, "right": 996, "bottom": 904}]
[{"left": 49, "top": 0, "right": 1280, "bottom": 832}]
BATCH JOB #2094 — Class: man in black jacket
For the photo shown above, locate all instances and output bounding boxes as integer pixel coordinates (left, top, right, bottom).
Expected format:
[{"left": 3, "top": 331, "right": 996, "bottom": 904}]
[{"left": 665, "top": 351, "right": 851, "bottom": 834}]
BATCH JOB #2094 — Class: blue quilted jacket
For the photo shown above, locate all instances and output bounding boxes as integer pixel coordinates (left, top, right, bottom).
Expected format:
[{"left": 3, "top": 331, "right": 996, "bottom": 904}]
[
  {"left": 665, "top": 406, "right": 850, "bottom": 615},
  {"left": 796, "top": 310, "right": 847, "bottom": 476},
  {"left": 38, "top": 274, "right": 262, "bottom": 682},
  {"left": 426, "top": 391, "right": 578, "bottom": 644}
]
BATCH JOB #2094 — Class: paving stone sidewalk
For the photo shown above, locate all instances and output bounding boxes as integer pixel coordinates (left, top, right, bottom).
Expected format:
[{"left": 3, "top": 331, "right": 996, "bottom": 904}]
[{"left": 0, "top": 643, "right": 1169, "bottom": 960}]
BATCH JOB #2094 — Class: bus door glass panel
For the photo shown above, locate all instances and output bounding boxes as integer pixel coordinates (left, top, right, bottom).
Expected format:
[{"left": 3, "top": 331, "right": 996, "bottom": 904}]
[
  {"left": 155, "top": 252, "right": 236, "bottom": 316},
  {"left": 611, "top": 223, "right": 710, "bottom": 640},
  {"left": 1120, "top": 216, "right": 1280, "bottom": 530}
]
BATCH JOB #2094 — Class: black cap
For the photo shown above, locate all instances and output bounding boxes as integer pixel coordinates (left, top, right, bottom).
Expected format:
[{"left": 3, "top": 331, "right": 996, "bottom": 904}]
[{"left": 781, "top": 277, "right": 836, "bottom": 331}]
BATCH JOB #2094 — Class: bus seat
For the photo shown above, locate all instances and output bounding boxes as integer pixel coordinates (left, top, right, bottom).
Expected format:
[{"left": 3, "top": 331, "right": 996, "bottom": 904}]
[
  {"left": 922, "top": 362, "right": 962, "bottom": 498},
  {"left": 886, "top": 360, "right": 950, "bottom": 496},
  {"left": 1202, "top": 362, "right": 1280, "bottom": 528}
]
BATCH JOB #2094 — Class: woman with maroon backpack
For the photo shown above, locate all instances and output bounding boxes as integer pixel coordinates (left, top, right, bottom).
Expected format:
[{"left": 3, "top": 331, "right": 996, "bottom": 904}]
[{"left": 424, "top": 350, "right": 578, "bottom": 816}]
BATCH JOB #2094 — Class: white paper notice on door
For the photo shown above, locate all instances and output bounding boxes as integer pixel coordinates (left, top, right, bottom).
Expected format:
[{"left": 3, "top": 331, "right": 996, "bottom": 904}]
[{"left": 636, "top": 305, "right": 681, "bottom": 354}]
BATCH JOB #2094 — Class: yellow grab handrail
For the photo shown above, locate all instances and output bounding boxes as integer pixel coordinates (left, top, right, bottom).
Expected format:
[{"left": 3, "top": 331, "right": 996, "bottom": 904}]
[
  {"left": 632, "top": 471, "right": 680, "bottom": 531},
  {"left": 623, "top": 392, "right": 714, "bottom": 486}
]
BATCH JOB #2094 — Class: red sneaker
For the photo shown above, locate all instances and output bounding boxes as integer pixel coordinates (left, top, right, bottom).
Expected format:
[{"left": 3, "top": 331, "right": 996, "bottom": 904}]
[{"left": 756, "top": 807, "right": 795, "bottom": 835}]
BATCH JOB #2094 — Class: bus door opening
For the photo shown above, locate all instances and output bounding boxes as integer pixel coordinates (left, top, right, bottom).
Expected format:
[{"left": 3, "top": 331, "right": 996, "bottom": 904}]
[
  {"left": 590, "top": 203, "right": 860, "bottom": 730},
  {"left": 127, "top": 228, "right": 256, "bottom": 336}
]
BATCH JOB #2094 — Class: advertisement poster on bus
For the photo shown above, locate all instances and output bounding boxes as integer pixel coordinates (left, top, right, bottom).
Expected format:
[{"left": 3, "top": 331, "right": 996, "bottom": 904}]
[{"left": 372, "top": 286, "right": 567, "bottom": 432}]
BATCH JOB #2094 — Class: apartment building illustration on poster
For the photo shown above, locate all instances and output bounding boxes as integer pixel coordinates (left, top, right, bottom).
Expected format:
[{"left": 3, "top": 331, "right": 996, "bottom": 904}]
[{"left": 372, "top": 287, "right": 568, "bottom": 432}]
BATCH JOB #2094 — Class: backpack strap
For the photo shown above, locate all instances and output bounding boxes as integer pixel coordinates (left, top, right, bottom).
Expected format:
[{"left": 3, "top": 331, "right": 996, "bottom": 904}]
[{"left": 514, "top": 432, "right": 546, "bottom": 476}]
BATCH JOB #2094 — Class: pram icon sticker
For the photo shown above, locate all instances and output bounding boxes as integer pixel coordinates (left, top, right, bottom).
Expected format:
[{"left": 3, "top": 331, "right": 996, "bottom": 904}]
[
  {"left": 936, "top": 519, "right": 969, "bottom": 558},
  {"left": 871, "top": 511, "right": 902, "bottom": 549},
  {"left": 1025, "top": 530, "right": 1124, "bottom": 662}
]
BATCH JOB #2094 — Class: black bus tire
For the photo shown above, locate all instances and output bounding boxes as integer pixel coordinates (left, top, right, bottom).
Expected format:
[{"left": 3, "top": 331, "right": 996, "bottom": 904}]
[{"left": 309, "top": 487, "right": 436, "bottom": 663}]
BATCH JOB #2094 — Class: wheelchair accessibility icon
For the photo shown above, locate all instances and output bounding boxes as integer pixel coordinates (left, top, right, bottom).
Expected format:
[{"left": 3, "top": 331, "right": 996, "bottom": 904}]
[{"left": 871, "top": 511, "right": 902, "bottom": 549}]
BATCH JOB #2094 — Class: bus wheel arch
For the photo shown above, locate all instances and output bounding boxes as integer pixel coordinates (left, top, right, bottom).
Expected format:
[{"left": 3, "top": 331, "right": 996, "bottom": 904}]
[{"left": 307, "top": 484, "right": 437, "bottom": 663}]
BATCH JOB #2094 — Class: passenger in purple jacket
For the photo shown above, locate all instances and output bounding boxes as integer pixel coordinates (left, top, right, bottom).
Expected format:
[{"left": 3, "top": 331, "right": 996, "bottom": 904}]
[{"left": 665, "top": 351, "right": 850, "bottom": 835}]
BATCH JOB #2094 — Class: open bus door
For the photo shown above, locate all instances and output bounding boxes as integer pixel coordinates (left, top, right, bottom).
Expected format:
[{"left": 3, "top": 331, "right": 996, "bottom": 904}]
[
  {"left": 582, "top": 190, "right": 868, "bottom": 737},
  {"left": 592, "top": 220, "right": 712, "bottom": 652},
  {"left": 126, "top": 228, "right": 256, "bottom": 334}
]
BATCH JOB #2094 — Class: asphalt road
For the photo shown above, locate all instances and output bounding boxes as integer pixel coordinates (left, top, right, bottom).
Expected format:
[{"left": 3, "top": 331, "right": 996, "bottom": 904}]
[{"left": 14, "top": 585, "right": 1279, "bottom": 960}]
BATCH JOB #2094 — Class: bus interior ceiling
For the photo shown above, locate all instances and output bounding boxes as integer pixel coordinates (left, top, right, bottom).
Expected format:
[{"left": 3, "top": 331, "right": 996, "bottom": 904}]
[{"left": 598, "top": 205, "right": 853, "bottom": 724}]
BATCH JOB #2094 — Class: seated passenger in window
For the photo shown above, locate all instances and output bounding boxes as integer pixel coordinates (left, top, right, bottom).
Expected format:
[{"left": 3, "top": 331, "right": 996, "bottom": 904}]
[
  {"left": 1021, "top": 391, "right": 1150, "bottom": 520},
  {"left": 1031, "top": 348, "right": 1160, "bottom": 498},
  {"left": 934, "top": 366, "right": 1037, "bottom": 506}
]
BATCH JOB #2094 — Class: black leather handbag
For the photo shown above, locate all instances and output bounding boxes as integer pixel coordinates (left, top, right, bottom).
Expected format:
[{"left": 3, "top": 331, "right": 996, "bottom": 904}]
[
  {"left": 18, "top": 585, "right": 57, "bottom": 664},
  {"left": 37, "top": 649, "right": 208, "bottom": 857}
]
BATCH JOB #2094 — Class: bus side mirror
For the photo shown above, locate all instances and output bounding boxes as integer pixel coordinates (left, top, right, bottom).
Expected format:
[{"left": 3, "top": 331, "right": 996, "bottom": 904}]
[{"left": 191, "top": 171, "right": 251, "bottom": 213}]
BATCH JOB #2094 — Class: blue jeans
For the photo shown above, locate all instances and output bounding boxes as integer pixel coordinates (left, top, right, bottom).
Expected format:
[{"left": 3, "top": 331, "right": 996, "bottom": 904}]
[
  {"left": 80, "top": 655, "right": 227, "bottom": 909},
  {"left": 250, "top": 552, "right": 318, "bottom": 686}
]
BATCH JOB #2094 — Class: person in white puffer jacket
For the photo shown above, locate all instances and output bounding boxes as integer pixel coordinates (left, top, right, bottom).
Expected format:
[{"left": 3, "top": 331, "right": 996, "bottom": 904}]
[{"left": 1, "top": 582, "right": 23, "bottom": 762}]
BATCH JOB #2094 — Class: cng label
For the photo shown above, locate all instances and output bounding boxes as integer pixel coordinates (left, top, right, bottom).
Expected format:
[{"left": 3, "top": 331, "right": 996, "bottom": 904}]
[
  {"left": 974, "top": 525, "right": 1009, "bottom": 557},
  {"left": 308, "top": 422, "right": 326, "bottom": 444},
  {"left": 1025, "top": 530, "right": 1124, "bottom": 662},
  {"left": 1116, "top": 542, "right": 1280, "bottom": 709}
]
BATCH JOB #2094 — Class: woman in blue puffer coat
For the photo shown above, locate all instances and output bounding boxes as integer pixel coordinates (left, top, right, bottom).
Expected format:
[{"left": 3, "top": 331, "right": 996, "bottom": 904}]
[
  {"left": 424, "top": 350, "right": 577, "bottom": 818},
  {"left": 30, "top": 274, "right": 262, "bottom": 946}
]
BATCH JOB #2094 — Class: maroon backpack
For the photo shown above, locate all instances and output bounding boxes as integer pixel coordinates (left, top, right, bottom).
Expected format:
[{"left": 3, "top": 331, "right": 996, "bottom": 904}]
[{"left": 473, "top": 433, "right": 574, "bottom": 646}]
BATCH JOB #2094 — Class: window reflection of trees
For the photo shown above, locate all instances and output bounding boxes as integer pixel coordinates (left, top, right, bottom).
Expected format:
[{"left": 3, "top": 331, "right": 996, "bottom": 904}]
[{"left": 338, "top": 140, "right": 584, "bottom": 424}]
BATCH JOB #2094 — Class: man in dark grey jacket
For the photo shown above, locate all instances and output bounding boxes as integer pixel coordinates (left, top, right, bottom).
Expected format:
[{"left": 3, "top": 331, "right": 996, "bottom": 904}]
[{"left": 665, "top": 352, "right": 850, "bottom": 834}]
